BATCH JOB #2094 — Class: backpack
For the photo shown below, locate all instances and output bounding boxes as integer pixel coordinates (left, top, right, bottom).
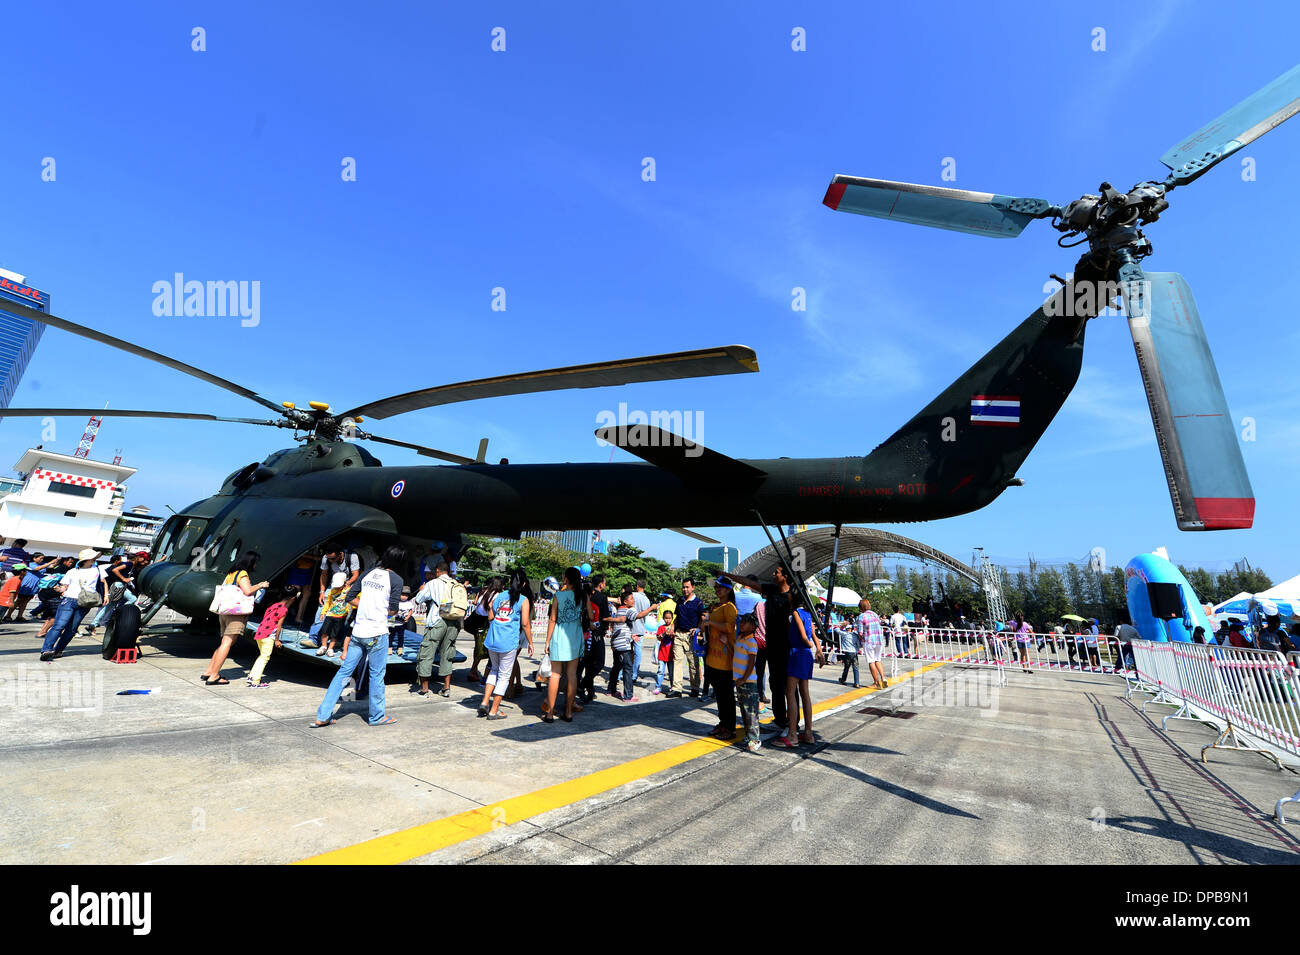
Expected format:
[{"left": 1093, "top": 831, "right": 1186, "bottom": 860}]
[{"left": 440, "top": 578, "right": 469, "bottom": 621}]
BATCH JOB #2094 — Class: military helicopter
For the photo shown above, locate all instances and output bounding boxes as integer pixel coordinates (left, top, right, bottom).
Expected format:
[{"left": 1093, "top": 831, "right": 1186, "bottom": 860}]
[{"left": 1, "top": 61, "right": 1294, "bottom": 663}]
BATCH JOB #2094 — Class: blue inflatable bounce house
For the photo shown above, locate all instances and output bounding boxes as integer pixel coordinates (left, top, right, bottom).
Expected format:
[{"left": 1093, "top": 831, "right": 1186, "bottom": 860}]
[{"left": 1125, "top": 552, "right": 1213, "bottom": 643}]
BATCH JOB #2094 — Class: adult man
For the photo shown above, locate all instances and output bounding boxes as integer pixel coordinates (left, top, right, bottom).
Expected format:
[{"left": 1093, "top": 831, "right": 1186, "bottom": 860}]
[
  {"left": 889, "top": 606, "right": 910, "bottom": 657},
  {"left": 84, "top": 550, "right": 149, "bottom": 637},
  {"left": 629, "top": 579, "right": 658, "bottom": 688},
  {"left": 764, "top": 565, "right": 795, "bottom": 729},
  {"left": 668, "top": 578, "right": 704, "bottom": 698},
  {"left": 318, "top": 543, "right": 361, "bottom": 599},
  {"left": 0, "top": 538, "right": 32, "bottom": 573},
  {"left": 578, "top": 573, "right": 611, "bottom": 703},
  {"left": 413, "top": 561, "right": 462, "bottom": 697},
  {"left": 311, "top": 545, "right": 405, "bottom": 727},
  {"left": 306, "top": 543, "right": 362, "bottom": 654}
]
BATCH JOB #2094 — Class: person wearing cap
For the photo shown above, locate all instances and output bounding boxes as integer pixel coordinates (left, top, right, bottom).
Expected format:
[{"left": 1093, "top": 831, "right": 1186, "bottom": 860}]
[
  {"left": 0, "top": 564, "right": 24, "bottom": 621},
  {"left": 702, "top": 577, "right": 739, "bottom": 739},
  {"left": 40, "top": 548, "right": 104, "bottom": 660}
]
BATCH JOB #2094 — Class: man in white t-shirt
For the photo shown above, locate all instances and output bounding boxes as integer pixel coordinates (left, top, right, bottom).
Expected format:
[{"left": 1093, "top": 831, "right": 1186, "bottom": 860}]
[
  {"left": 889, "top": 607, "right": 910, "bottom": 657},
  {"left": 312, "top": 545, "right": 405, "bottom": 728}
]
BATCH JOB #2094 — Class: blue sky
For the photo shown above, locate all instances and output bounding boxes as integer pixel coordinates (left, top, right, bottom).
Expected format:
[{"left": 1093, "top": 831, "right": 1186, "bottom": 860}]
[{"left": 1, "top": 1, "right": 1297, "bottom": 580}]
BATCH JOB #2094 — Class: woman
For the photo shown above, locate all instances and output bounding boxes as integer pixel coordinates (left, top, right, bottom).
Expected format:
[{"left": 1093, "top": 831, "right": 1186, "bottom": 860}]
[
  {"left": 778, "top": 601, "right": 823, "bottom": 747},
  {"left": 542, "top": 566, "right": 589, "bottom": 722},
  {"left": 202, "top": 551, "right": 270, "bottom": 686},
  {"left": 703, "top": 578, "right": 738, "bottom": 740},
  {"left": 478, "top": 569, "right": 532, "bottom": 720},
  {"left": 1013, "top": 610, "right": 1034, "bottom": 674},
  {"left": 40, "top": 549, "right": 104, "bottom": 661},
  {"left": 466, "top": 577, "right": 501, "bottom": 683}
]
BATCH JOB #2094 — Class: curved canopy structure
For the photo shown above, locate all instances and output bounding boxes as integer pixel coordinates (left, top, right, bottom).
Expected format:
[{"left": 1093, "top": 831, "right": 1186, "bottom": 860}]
[{"left": 735, "top": 526, "right": 979, "bottom": 586}]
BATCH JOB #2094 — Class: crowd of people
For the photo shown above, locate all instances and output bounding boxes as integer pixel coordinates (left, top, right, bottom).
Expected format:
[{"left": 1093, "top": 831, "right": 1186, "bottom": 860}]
[{"left": 1, "top": 537, "right": 152, "bottom": 661}]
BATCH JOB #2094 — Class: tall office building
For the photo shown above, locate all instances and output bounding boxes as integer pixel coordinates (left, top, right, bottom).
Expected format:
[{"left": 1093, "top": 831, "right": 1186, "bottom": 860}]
[
  {"left": 0, "top": 269, "right": 49, "bottom": 408},
  {"left": 561, "top": 529, "right": 593, "bottom": 554},
  {"left": 697, "top": 545, "right": 740, "bottom": 572}
]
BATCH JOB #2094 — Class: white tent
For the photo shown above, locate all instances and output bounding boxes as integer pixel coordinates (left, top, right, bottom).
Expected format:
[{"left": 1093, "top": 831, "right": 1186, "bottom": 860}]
[
  {"left": 1259, "top": 573, "right": 1300, "bottom": 602},
  {"left": 1212, "top": 592, "right": 1254, "bottom": 615}
]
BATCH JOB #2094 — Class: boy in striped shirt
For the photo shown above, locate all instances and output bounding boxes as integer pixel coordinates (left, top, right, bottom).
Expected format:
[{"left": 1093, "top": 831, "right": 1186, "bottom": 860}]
[{"left": 733, "top": 612, "right": 761, "bottom": 753}]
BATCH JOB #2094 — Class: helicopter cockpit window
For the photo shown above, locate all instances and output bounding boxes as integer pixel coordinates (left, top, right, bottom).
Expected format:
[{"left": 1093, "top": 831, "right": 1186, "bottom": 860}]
[{"left": 167, "top": 518, "right": 209, "bottom": 566}]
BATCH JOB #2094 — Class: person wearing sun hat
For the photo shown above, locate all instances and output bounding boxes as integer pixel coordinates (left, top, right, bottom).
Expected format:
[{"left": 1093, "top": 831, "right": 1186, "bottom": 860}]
[{"left": 40, "top": 548, "right": 103, "bottom": 661}]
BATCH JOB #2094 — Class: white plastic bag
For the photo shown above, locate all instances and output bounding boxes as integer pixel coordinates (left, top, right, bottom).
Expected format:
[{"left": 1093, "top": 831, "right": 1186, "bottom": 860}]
[{"left": 538, "top": 653, "right": 552, "bottom": 680}]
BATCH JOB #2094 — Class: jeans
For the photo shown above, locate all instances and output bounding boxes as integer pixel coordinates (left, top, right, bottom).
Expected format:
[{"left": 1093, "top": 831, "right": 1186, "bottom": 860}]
[
  {"left": 737, "top": 680, "right": 760, "bottom": 746},
  {"left": 93, "top": 590, "right": 137, "bottom": 628},
  {"left": 631, "top": 635, "right": 643, "bottom": 685},
  {"left": 306, "top": 605, "right": 325, "bottom": 643},
  {"left": 895, "top": 632, "right": 910, "bottom": 656},
  {"left": 609, "top": 648, "right": 633, "bottom": 697},
  {"left": 44, "top": 598, "right": 90, "bottom": 654},
  {"left": 655, "top": 659, "right": 667, "bottom": 691},
  {"left": 840, "top": 652, "right": 860, "bottom": 686},
  {"left": 316, "top": 636, "right": 387, "bottom": 724}
]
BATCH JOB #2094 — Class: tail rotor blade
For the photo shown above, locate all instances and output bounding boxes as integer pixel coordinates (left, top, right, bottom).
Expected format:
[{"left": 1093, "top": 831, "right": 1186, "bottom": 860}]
[
  {"left": 822, "top": 175, "right": 1056, "bottom": 237},
  {"left": 1161, "top": 62, "right": 1300, "bottom": 187},
  {"left": 1124, "top": 271, "right": 1254, "bottom": 530}
]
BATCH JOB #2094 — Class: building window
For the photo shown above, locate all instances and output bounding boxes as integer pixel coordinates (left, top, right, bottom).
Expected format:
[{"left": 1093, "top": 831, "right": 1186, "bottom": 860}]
[
  {"left": 63, "top": 511, "right": 77, "bottom": 517},
  {"left": 48, "top": 481, "right": 96, "bottom": 499}
]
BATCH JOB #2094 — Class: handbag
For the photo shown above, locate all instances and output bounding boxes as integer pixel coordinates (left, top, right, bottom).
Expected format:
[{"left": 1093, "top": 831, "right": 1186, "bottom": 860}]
[
  {"left": 76, "top": 588, "right": 103, "bottom": 609},
  {"left": 211, "top": 575, "right": 255, "bottom": 615}
]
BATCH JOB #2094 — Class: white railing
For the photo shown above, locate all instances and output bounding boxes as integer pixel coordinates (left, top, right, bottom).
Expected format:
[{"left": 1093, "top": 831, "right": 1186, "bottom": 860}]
[{"left": 1128, "top": 639, "right": 1300, "bottom": 823}]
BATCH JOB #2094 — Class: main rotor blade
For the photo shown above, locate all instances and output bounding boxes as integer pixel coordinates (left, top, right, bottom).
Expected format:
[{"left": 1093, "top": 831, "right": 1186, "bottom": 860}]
[
  {"left": 0, "top": 408, "right": 281, "bottom": 426},
  {"left": 1123, "top": 271, "right": 1253, "bottom": 530},
  {"left": 822, "top": 175, "right": 1055, "bottom": 237},
  {"left": 1161, "top": 62, "right": 1300, "bottom": 187},
  {"left": 0, "top": 298, "right": 285, "bottom": 415},
  {"left": 342, "top": 345, "right": 759, "bottom": 421},
  {"left": 361, "top": 432, "right": 476, "bottom": 465}
]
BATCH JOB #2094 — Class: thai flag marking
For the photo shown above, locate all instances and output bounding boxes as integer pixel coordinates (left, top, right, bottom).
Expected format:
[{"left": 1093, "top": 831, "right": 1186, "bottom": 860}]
[{"left": 971, "top": 395, "right": 1020, "bottom": 426}]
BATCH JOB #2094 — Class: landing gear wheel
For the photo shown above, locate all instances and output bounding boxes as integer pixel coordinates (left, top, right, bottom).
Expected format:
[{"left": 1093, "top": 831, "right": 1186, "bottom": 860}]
[{"left": 101, "top": 603, "right": 141, "bottom": 660}]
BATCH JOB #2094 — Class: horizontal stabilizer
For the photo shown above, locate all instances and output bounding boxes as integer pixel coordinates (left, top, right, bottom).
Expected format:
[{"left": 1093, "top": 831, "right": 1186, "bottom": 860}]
[{"left": 595, "top": 426, "right": 766, "bottom": 490}]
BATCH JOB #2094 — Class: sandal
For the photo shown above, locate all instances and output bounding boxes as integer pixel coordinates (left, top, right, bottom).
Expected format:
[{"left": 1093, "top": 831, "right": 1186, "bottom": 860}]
[
  {"left": 308, "top": 719, "right": 335, "bottom": 728},
  {"left": 373, "top": 716, "right": 397, "bottom": 725},
  {"left": 439, "top": 688, "right": 450, "bottom": 698},
  {"left": 541, "top": 713, "right": 556, "bottom": 723},
  {"left": 776, "top": 736, "right": 797, "bottom": 748},
  {"left": 486, "top": 712, "right": 507, "bottom": 721},
  {"left": 204, "top": 677, "right": 230, "bottom": 686},
  {"left": 477, "top": 705, "right": 488, "bottom": 718}
]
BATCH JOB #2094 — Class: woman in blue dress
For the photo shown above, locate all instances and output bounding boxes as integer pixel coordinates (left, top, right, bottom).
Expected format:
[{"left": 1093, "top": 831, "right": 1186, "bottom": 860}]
[
  {"left": 779, "top": 604, "right": 823, "bottom": 747},
  {"left": 542, "top": 566, "right": 590, "bottom": 723}
]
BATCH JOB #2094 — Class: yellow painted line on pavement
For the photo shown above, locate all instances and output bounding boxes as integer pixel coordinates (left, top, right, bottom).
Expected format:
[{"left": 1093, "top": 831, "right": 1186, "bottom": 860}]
[{"left": 296, "top": 651, "right": 970, "bottom": 864}]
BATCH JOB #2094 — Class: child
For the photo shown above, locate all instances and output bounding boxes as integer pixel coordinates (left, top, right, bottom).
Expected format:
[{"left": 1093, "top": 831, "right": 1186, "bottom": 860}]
[
  {"left": 733, "top": 612, "right": 761, "bottom": 753},
  {"left": 694, "top": 610, "right": 711, "bottom": 700},
  {"left": 652, "top": 610, "right": 674, "bottom": 695},
  {"left": 247, "top": 586, "right": 297, "bottom": 687},
  {"left": 316, "top": 578, "right": 352, "bottom": 657},
  {"left": 606, "top": 588, "right": 637, "bottom": 701},
  {"left": 0, "top": 569, "right": 19, "bottom": 622},
  {"left": 390, "top": 585, "right": 415, "bottom": 655},
  {"left": 838, "top": 614, "right": 861, "bottom": 688}
]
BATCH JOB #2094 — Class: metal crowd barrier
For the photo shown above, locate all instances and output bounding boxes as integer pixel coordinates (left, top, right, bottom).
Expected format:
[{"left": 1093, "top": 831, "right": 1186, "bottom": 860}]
[
  {"left": 869, "top": 627, "right": 1127, "bottom": 679},
  {"left": 1127, "top": 639, "right": 1300, "bottom": 823}
]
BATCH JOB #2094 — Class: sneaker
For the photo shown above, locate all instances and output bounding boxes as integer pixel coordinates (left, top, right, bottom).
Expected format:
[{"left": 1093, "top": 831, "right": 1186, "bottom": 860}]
[
  {"left": 746, "top": 740, "right": 762, "bottom": 753},
  {"left": 651, "top": 688, "right": 662, "bottom": 695},
  {"left": 300, "top": 638, "right": 319, "bottom": 649},
  {"left": 326, "top": 648, "right": 336, "bottom": 658},
  {"left": 247, "top": 680, "right": 270, "bottom": 688},
  {"left": 315, "top": 646, "right": 328, "bottom": 656}
]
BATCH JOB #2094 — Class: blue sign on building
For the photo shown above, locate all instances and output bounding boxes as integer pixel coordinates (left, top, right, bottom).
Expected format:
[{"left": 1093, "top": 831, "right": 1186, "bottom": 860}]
[{"left": 0, "top": 273, "right": 49, "bottom": 409}]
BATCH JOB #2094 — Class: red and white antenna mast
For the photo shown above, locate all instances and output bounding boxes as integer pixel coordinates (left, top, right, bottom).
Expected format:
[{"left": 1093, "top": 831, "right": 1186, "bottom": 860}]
[{"left": 74, "top": 415, "right": 103, "bottom": 459}]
